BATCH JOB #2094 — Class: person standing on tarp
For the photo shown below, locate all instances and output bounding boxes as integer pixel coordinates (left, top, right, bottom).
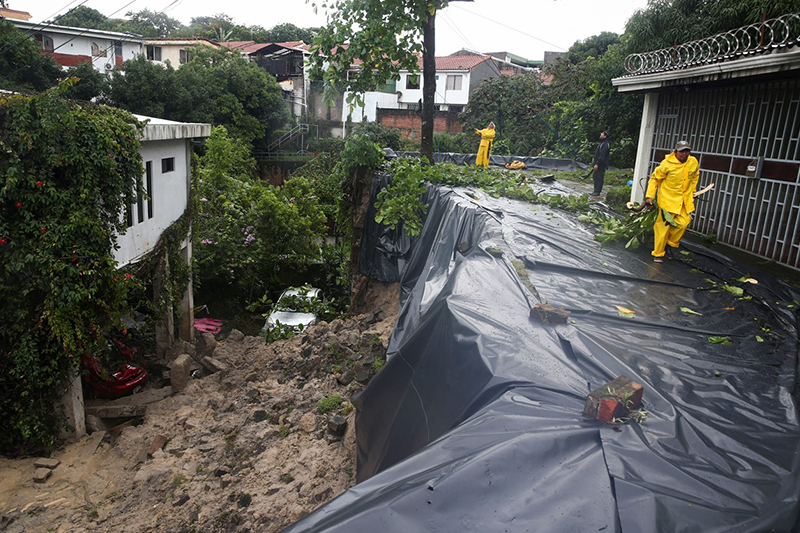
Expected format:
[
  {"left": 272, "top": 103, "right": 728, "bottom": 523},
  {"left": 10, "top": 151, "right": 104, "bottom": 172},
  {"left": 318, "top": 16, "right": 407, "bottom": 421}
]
[
  {"left": 644, "top": 140, "right": 700, "bottom": 262},
  {"left": 474, "top": 122, "right": 496, "bottom": 168},
  {"left": 591, "top": 129, "right": 611, "bottom": 198}
]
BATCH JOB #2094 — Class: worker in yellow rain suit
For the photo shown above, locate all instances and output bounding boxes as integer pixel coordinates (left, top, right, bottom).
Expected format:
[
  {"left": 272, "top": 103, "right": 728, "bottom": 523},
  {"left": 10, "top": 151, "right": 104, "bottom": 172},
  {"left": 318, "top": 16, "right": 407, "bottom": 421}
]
[
  {"left": 644, "top": 140, "right": 700, "bottom": 262},
  {"left": 474, "top": 122, "right": 496, "bottom": 168}
]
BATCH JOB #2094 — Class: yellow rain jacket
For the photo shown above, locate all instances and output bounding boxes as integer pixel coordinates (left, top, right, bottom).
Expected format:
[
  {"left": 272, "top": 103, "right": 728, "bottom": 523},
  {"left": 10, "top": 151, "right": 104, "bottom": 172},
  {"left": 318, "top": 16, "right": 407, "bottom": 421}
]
[
  {"left": 646, "top": 152, "right": 700, "bottom": 213},
  {"left": 475, "top": 127, "right": 496, "bottom": 167}
]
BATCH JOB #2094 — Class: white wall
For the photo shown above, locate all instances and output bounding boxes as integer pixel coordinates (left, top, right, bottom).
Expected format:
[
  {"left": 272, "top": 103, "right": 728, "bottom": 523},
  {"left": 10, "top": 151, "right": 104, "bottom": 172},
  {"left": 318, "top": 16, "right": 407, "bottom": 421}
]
[
  {"left": 46, "top": 33, "right": 140, "bottom": 73},
  {"left": 114, "top": 139, "right": 189, "bottom": 267},
  {"left": 397, "top": 71, "right": 470, "bottom": 106},
  {"left": 344, "top": 91, "right": 402, "bottom": 123}
]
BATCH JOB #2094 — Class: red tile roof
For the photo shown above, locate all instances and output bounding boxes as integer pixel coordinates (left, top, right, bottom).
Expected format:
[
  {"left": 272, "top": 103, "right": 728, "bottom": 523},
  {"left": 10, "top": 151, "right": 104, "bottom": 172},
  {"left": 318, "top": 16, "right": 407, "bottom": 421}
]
[{"left": 219, "top": 41, "right": 255, "bottom": 50}]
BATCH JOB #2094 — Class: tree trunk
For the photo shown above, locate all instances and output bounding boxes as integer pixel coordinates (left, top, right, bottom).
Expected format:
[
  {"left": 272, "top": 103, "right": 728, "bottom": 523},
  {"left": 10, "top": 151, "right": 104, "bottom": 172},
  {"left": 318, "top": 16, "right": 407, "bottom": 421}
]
[{"left": 421, "top": 10, "right": 436, "bottom": 165}]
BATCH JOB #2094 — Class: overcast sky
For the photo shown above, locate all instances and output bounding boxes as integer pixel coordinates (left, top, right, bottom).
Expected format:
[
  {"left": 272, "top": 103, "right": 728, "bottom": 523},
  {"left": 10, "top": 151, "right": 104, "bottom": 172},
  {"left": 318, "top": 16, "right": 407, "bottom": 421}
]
[{"left": 19, "top": 0, "right": 651, "bottom": 60}]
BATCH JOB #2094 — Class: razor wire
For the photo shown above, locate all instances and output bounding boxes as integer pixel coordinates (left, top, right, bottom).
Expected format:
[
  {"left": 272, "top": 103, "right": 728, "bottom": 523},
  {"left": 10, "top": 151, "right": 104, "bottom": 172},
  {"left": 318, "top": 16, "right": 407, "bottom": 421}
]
[{"left": 624, "top": 12, "right": 800, "bottom": 75}]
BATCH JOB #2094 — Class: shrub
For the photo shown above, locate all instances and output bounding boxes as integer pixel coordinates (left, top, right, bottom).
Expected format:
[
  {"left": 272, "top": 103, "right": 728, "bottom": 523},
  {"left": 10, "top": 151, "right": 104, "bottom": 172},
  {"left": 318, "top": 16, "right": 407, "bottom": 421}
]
[{"left": 0, "top": 83, "right": 143, "bottom": 453}]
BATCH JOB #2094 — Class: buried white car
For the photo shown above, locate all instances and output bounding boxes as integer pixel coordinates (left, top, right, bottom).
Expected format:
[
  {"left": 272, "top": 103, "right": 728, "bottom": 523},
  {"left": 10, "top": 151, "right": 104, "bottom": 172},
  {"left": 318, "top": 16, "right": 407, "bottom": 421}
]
[{"left": 262, "top": 287, "right": 323, "bottom": 332}]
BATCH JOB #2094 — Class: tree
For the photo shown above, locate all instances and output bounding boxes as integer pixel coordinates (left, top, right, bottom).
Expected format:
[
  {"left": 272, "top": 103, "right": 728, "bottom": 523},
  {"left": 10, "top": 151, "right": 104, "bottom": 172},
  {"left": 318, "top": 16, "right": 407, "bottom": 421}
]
[
  {"left": 0, "top": 82, "right": 144, "bottom": 452},
  {"left": 461, "top": 74, "right": 552, "bottom": 156},
  {"left": 0, "top": 21, "right": 62, "bottom": 93},
  {"left": 63, "top": 60, "right": 109, "bottom": 101},
  {"left": 308, "top": 0, "right": 471, "bottom": 164},
  {"left": 106, "top": 47, "right": 290, "bottom": 147},
  {"left": 624, "top": 0, "right": 800, "bottom": 53},
  {"left": 262, "top": 23, "right": 319, "bottom": 43},
  {"left": 566, "top": 32, "right": 621, "bottom": 64},
  {"left": 104, "top": 55, "right": 179, "bottom": 118},
  {"left": 117, "top": 9, "right": 182, "bottom": 38},
  {"left": 50, "top": 6, "right": 109, "bottom": 29}
]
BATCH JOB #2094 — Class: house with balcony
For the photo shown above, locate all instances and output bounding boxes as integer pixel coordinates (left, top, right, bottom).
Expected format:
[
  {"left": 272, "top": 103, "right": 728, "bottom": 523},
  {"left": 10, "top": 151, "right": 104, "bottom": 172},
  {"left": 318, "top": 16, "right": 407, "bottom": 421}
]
[{"left": 5, "top": 18, "right": 143, "bottom": 73}]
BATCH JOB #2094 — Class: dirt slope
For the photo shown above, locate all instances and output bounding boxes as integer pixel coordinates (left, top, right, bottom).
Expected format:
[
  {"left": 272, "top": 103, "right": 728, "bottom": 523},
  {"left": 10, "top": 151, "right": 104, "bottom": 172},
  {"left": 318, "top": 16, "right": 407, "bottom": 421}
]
[{"left": 0, "top": 283, "right": 399, "bottom": 533}]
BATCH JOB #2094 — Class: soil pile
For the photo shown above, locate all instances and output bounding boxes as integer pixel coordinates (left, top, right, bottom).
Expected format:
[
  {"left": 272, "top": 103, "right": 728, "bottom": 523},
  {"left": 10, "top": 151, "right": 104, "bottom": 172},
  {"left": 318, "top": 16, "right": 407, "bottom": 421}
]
[{"left": 0, "top": 285, "right": 398, "bottom": 533}]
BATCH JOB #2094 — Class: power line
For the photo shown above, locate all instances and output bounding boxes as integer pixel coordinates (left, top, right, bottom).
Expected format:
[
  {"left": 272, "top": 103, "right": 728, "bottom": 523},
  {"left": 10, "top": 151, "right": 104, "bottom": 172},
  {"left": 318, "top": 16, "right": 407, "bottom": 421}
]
[
  {"left": 449, "top": 4, "right": 567, "bottom": 52},
  {"left": 439, "top": 11, "right": 476, "bottom": 51},
  {"left": 2, "top": 0, "right": 142, "bottom": 83},
  {"left": 0, "top": 0, "right": 90, "bottom": 56}
]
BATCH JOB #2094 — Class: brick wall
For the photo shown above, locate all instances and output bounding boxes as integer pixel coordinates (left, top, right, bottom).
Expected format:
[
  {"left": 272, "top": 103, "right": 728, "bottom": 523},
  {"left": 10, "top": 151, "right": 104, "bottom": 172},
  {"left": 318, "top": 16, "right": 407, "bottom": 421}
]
[{"left": 377, "top": 109, "right": 463, "bottom": 139}]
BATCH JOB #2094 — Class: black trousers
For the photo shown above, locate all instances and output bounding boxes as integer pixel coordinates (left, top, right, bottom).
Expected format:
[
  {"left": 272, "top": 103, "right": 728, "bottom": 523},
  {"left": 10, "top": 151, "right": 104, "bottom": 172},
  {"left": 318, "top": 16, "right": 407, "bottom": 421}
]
[{"left": 592, "top": 166, "right": 606, "bottom": 195}]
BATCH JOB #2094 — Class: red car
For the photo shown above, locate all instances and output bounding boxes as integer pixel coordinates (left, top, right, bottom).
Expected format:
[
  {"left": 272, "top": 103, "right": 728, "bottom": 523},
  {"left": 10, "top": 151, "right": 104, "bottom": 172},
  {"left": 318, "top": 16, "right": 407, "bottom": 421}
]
[{"left": 81, "top": 337, "right": 148, "bottom": 399}]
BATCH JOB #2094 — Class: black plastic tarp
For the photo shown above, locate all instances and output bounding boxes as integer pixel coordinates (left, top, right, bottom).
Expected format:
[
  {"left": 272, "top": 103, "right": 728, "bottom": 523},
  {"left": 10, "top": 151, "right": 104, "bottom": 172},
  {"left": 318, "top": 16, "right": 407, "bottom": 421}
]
[
  {"left": 285, "top": 177, "right": 800, "bottom": 532},
  {"left": 384, "top": 149, "right": 591, "bottom": 172}
]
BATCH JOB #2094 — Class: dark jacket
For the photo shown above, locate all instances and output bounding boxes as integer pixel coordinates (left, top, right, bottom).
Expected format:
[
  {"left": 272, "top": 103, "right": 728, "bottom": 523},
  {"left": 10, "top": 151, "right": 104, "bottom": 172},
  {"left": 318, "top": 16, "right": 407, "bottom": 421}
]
[{"left": 594, "top": 138, "right": 610, "bottom": 168}]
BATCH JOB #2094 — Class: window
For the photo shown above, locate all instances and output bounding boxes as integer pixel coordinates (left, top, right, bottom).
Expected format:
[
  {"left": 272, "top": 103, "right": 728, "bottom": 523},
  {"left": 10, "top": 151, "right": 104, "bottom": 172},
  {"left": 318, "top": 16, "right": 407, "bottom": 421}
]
[
  {"left": 146, "top": 45, "right": 162, "bottom": 61},
  {"left": 91, "top": 42, "right": 107, "bottom": 57},
  {"left": 145, "top": 161, "right": 153, "bottom": 220},
  {"left": 161, "top": 157, "right": 175, "bottom": 173},
  {"left": 114, "top": 41, "right": 123, "bottom": 57},
  {"left": 405, "top": 75, "right": 420, "bottom": 90},
  {"left": 179, "top": 49, "right": 190, "bottom": 64},
  {"left": 34, "top": 34, "right": 54, "bottom": 52},
  {"left": 446, "top": 75, "right": 462, "bottom": 91}
]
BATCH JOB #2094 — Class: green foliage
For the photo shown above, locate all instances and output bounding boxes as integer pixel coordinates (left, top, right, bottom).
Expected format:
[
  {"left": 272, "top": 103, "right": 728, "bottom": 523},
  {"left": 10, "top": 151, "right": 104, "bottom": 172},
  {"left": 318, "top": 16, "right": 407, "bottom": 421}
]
[
  {"left": 106, "top": 48, "right": 289, "bottom": 148},
  {"left": 308, "top": 0, "right": 434, "bottom": 106},
  {"left": 374, "top": 159, "right": 430, "bottom": 236},
  {"left": 62, "top": 61, "right": 109, "bottom": 102},
  {"left": 0, "top": 84, "right": 144, "bottom": 453},
  {"left": 433, "top": 132, "right": 473, "bottom": 154},
  {"left": 374, "top": 161, "right": 598, "bottom": 236},
  {"left": 349, "top": 122, "right": 405, "bottom": 151},
  {"left": 605, "top": 186, "right": 632, "bottom": 212},
  {"left": 461, "top": 74, "right": 551, "bottom": 157},
  {"left": 336, "top": 134, "right": 385, "bottom": 178},
  {"left": 192, "top": 127, "right": 327, "bottom": 313},
  {"left": 0, "top": 21, "right": 62, "bottom": 93},
  {"left": 624, "top": 0, "right": 800, "bottom": 53},
  {"left": 317, "top": 394, "right": 344, "bottom": 414}
]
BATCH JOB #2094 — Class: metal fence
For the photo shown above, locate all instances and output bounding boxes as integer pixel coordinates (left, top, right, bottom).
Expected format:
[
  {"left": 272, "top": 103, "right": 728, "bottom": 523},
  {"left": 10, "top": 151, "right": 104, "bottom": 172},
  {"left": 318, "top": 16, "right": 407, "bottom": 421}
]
[{"left": 649, "top": 78, "right": 800, "bottom": 270}]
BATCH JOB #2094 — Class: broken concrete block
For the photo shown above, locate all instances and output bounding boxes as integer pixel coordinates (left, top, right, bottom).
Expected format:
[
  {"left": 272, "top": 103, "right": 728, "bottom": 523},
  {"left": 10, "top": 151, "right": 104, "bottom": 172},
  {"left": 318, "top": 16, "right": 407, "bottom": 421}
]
[
  {"left": 327, "top": 415, "right": 347, "bottom": 436},
  {"left": 530, "top": 303, "right": 571, "bottom": 324},
  {"left": 227, "top": 329, "right": 245, "bottom": 342},
  {"left": 147, "top": 435, "right": 168, "bottom": 457},
  {"left": 195, "top": 332, "right": 217, "bottom": 359},
  {"left": 171, "top": 354, "right": 192, "bottom": 392},
  {"left": 33, "top": 458, "right": 60, "bottom": 470},
  {"left": 33, "top": 468, "right": 52, "bottom": 483},
  {"left": 583, "top": 376, "right": 644, "bottom": 423},
  {"left": 201, "top": 356, "right": 229, "bottom": 373}
]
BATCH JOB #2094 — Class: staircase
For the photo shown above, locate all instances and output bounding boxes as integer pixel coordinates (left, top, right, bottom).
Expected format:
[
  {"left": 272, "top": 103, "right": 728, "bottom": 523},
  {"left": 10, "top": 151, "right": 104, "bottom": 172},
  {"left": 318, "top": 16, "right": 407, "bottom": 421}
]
[{"left": 267, "top": 123, "right": 309, "bottom": 154}]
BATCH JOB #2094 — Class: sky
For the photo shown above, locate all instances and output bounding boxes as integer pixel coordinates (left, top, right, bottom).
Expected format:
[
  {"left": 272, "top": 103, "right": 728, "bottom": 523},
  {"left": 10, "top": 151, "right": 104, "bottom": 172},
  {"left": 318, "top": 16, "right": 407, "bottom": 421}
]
[{"left": 19, "top": 0, "right": 652, "bottom": 60}]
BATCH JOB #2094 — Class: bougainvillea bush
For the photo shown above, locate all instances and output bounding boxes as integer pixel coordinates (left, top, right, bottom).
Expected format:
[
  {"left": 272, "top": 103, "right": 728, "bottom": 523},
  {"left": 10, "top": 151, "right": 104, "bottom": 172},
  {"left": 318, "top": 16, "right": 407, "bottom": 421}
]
[{"left": 0, "top": 83, "right": 143, "bottom": 453}]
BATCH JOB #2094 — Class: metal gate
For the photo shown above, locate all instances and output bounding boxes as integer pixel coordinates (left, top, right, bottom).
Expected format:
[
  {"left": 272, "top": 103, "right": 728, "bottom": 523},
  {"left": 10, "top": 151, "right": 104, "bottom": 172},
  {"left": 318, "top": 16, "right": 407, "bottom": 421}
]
[{"left": 650, "top": 78, "right": 800, "bottom": 270}]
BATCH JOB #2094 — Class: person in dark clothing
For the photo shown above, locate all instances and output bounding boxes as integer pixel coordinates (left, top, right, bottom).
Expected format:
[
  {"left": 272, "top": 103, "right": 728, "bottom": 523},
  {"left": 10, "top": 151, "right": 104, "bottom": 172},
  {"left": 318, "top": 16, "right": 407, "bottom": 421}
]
[{"left": 591, "top": 130, "right": 610, "bottom": 197}]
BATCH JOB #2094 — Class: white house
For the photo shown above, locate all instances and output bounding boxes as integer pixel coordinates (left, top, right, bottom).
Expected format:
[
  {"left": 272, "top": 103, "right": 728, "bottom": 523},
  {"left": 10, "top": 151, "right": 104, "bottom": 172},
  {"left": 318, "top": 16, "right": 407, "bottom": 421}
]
[
  {"left": 143, "top": 38, "right": 220, "bottom": 67},
  {"left": 344, "top": 53, "right": 510, "bottom": 124},
  {"left": 6, "top": 18, "right": 143, "bottom": 73}
]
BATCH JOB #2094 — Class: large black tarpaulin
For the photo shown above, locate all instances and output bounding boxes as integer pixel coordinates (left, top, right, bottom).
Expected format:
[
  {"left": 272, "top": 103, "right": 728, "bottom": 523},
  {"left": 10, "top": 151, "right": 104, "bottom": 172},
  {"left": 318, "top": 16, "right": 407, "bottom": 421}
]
[{"left": 284, "top": 177, "right": 800, "bottom": 532}]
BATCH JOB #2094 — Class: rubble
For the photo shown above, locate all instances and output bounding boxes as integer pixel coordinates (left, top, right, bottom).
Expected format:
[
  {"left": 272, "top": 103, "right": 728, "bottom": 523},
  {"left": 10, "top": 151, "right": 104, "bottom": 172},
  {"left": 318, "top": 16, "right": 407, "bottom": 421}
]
[{"left": 0, "top": 298, "right": 398, "bottom": 533}]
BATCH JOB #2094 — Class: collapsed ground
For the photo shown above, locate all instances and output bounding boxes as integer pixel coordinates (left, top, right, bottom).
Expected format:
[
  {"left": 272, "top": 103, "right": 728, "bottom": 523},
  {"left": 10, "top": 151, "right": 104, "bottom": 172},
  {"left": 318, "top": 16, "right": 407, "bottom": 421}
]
[{"left": 0, "top": 281, "right": 399, "bottom": 533}]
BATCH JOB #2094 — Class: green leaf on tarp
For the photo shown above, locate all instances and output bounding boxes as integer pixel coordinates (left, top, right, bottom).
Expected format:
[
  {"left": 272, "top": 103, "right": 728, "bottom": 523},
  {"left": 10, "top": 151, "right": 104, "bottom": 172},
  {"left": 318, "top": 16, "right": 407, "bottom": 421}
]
[
  {"left": 723, "top": 285, "right": 744, "bottom": 296},
  {"left": 680, "top": 307, "right": 703, "bottom": 316},
  {"left": 755, "top": 335, "right": 764, "bottom": 343},
  {"left": 680, "top": 250, "right": 691, "bottom": 255},
  {"left": 708, "top": 336, "right": 731, "bottom": 345}
]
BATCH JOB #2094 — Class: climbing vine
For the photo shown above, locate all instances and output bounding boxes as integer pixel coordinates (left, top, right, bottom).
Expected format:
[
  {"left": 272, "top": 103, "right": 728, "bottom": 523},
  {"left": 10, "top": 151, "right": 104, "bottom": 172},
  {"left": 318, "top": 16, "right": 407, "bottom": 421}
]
[{"left": 0, "top": 82, "right": 144, "bottom": 453}]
